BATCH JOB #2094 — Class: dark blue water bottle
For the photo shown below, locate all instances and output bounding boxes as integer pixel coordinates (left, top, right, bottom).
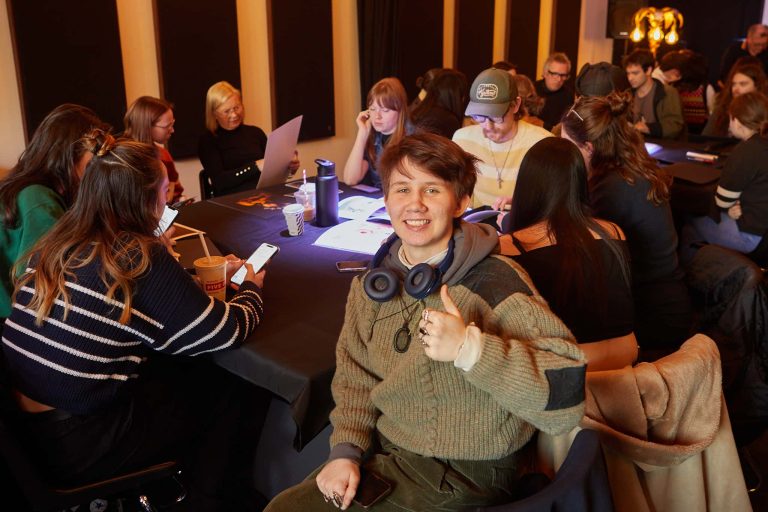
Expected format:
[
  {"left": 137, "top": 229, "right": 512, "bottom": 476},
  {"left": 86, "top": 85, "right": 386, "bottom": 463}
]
[{"left": 314, "top": 158, "right": 339, "bottom": 227}]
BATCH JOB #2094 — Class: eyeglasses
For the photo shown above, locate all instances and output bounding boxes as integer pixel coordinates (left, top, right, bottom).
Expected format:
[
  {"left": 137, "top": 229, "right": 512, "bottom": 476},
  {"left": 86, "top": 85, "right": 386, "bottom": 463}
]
[
  {"left": 469, "top": 107, "right": 510, "bottom": 124},
  {"left": 216, "top": 103, "right": 243, "bottom": 117},
  {"left": 546, "top": 69, "right": 570, "bottom": 79},
  {"left": 153, "top": 120, "right": 175, "bottom": 130}
]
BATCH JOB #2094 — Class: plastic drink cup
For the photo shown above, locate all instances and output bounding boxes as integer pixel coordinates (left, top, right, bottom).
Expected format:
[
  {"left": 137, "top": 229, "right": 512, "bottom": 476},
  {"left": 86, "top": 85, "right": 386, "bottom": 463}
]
[
  {"left": 294, "top": 184, "right": 316, "bottom": 222},
  {"left": 193, "top": 255, "right": 228, "bottom": 300},
  {"left": 283, "top": 204, "right": 304, "bottom": 236}
]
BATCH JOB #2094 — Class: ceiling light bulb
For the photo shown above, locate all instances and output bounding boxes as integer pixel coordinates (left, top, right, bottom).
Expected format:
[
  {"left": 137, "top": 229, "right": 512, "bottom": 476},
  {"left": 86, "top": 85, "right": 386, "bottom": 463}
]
[{"left": 665, "top": 30, "right": 678, "bottom": 44}]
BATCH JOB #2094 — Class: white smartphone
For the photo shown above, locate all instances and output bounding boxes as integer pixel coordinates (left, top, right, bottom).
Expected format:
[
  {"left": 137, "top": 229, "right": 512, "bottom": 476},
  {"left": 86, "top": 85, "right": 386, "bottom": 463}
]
[
  {"left": 231, "top": 242, "right": 280, "bottom": 285},
  {"left": 155, "top": 205, "right": 179, "bottom": 236}
]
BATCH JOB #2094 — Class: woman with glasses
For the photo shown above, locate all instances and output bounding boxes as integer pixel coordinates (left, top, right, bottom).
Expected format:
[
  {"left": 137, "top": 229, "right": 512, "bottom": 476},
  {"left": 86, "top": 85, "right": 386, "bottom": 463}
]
[
  {"left": 343, "top": 77, "right": 410, "bottom": 189},
  {"left": 561, "top": 91, "right": 692, "bottom": 352},
  {"left": 124, "top": 96, "right": 184, "bottom": 203},
  {"left": 198, "top": 81, "right": 300, "bottom": 196}
]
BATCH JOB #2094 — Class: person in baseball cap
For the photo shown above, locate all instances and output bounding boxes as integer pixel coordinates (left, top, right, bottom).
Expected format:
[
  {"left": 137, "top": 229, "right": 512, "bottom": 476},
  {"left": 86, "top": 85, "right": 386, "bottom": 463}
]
[{"left": 454, "top": 67, "right": 552, "bottom": 210}]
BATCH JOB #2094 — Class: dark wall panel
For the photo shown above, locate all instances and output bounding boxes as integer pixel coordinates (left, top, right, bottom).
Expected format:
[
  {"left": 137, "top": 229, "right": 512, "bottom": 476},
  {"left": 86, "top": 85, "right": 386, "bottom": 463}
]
[
  {"left": 456, "top": 0, "right": 494, "bottom": 84},
  {"left": 507, "top": 0, "right": 541, "bottom": 78},
  {"left": 270, "top": 0, "right": 335, "bottom": 141},
  {"left": 357, "top": 0, "right": 442, "bottom": 107},
  {"left": 155, "top": 0, "right": 240, "bottom": 158},
  {"left": 606, "top": 0, "right": 647, "bottom": 39},
  {"left": 553, "top": 0, "right": 581, "bottom": 77},
  {"left": 9, "top": 0, "right": 126, "bottom": 140},
  {"left": 396, "top": 1, "right": 443, "bottom": 101}
]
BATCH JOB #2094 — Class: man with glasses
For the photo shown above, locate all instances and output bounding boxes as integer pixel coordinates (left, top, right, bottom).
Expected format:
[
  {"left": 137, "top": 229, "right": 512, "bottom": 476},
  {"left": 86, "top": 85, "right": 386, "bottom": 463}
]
[
  {"left": 453, "top": 68, "right": 551, "bottom": 210},
  {"left": 535, "top": 52, "right": 575, "bottom": 130}
]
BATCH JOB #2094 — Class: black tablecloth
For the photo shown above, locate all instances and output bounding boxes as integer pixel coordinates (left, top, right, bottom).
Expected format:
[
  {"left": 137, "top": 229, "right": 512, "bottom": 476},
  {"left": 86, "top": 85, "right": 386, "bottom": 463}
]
[
  {"left": 176, "top": 184, "right": 376, "bottom": 449},
  {"left": 646, "top": 138, "right": 728, "bottom": 217}
]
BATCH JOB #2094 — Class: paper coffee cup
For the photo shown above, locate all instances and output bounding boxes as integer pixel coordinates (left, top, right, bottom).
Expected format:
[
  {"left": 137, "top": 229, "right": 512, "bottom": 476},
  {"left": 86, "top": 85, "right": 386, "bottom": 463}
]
[
  {"left": 193, "top": 255, "right": 227, "bottom": 301},
  {"left": 283, "top": 204, "right": 304, "bottom": 236}
]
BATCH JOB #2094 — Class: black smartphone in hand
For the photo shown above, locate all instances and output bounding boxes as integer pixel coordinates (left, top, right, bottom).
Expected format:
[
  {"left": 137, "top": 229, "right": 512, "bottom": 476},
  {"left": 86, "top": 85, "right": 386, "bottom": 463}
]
[{"left": 353, "top": 471, "right": 392, "bottom": 509}]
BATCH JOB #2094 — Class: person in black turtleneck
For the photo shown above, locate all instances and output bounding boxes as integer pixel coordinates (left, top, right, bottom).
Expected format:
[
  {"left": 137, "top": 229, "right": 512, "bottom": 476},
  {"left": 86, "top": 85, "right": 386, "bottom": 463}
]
[{"left": 198, "top": 81, "right": 300, "bottom": 196}]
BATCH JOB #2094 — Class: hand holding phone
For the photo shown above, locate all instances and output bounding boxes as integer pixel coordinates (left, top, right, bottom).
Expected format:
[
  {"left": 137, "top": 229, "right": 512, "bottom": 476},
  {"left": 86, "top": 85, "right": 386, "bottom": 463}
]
[
  {"left": 231, "top": 243, "right": 279, "bottom": 286},
  {"left": 353, "top": 470, "right": 392, "bottom": 509},
  {"left": 155, "top": 205, "right": 179, "bottom": 236}
]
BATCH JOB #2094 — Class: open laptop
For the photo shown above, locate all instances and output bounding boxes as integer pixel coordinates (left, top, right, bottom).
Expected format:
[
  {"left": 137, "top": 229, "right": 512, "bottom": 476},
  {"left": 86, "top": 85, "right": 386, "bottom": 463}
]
[{"left": 256, "top": 115, "right": 303, "bottom": 189}]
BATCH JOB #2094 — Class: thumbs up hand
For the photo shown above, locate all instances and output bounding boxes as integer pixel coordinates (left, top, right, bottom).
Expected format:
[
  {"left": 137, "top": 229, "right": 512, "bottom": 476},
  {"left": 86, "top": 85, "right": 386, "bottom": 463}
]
[{"left": 418, "top": 285, "right": 467, "bottom": 362}]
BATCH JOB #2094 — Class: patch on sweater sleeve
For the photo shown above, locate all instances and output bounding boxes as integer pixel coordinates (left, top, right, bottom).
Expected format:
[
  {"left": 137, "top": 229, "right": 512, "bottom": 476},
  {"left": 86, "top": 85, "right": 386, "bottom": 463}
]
[
  {"left": 544, "top": 366, "right": 585, "bottom": 410},
  {"left": 461, "top": 257, "right": 532, "bottom": 308}
]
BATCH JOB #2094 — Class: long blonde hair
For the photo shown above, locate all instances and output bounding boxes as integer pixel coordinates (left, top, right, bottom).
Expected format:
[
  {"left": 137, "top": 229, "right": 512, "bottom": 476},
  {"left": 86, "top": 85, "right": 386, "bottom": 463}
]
[{"left": 16, "top": 130, "right": 165, "bottom": 325}]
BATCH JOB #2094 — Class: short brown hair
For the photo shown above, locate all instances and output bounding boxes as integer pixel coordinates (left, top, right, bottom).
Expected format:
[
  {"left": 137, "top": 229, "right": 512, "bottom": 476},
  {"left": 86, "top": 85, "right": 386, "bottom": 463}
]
[
  {"left": 730, "top": 91, "right": 768, "bottom": 135},
  {"left": 378, "top": 133, "right": 477, "bottom": 202}
]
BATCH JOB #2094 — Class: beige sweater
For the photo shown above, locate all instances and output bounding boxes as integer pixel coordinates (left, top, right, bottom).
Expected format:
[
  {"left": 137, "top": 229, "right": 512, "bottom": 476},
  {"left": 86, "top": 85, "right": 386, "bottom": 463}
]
[{"left": 329, "top": 230, "right": 586, "bottom": 460}]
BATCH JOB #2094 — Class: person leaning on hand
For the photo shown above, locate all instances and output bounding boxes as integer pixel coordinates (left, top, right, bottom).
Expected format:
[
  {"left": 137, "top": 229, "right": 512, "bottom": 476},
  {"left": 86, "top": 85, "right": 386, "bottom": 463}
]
[{"left": 265, "top": 133, "right": 586, "bottom": 512}]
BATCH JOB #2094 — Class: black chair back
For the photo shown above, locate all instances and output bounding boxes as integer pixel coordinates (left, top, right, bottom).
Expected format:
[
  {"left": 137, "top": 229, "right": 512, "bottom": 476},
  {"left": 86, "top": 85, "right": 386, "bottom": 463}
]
[{"left": 199, "top": 169, "right": 214, "bottom": 199}]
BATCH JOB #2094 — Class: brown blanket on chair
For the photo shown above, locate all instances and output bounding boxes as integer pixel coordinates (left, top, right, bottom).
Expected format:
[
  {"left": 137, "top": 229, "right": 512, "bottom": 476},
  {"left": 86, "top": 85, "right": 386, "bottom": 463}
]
[{"left": 580, "top": 334, "right": 722, "bottom": 467}]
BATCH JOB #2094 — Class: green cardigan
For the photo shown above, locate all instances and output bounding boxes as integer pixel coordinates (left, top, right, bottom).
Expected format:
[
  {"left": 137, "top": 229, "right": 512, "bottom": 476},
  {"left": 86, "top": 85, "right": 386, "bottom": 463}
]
[{"left": 0, "top": 185, "right": 65, "bottom": 317}]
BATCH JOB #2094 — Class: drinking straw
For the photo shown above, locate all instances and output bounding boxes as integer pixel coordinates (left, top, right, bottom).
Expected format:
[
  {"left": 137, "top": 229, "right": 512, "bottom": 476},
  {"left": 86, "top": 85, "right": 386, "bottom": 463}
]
[
  {"left": 198, "top": 232, "right": 212, "bottom": 261},
  {"left": 301, "top": 169, "right": 310, "bottom": 208}
]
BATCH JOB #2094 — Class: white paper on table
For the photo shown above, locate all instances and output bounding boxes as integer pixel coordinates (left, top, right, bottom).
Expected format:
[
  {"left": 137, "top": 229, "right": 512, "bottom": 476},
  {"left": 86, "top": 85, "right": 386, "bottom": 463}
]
[
  {"left": 313, "top": 220, "right": 394, "bottom": 255},
  {"left": 256, "top": 115, "right": 303, "bottom": 190},
  {"left": 337, "top": 196, "right": 386, "bottom": 221}
]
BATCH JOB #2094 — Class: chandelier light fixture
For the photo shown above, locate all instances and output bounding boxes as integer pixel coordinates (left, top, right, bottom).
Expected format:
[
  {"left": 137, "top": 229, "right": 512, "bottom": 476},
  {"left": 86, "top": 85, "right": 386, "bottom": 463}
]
[{"left": 630, "top": 7, "right": 684, "bottom": 56}]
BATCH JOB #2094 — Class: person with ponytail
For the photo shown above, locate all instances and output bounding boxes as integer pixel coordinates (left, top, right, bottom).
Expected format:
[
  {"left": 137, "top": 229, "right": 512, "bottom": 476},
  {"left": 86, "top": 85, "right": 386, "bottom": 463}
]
[
  {"left": 499, "top": 137, "right": 636, "bottom": 370},
  {"left": 0, "top": 104, "right": 107, "bottom": 321},
  {"left": 343, "top": 77, "right": 410, "bottom": 188},
  {"left": 561, "top": 91, "right": 692, "bottom": 352},
  {"left": 688, "top": 91, "right": 768, "bottom": 253},
  {"left": 2, "top": 130, "right": 269, "bottom": 508}
]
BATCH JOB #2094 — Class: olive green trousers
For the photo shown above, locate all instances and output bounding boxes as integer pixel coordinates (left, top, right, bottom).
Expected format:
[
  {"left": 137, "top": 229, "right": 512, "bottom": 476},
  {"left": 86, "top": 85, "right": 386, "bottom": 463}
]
[{"left": 264, "top": 436, "right": 530, "bottom": 511}]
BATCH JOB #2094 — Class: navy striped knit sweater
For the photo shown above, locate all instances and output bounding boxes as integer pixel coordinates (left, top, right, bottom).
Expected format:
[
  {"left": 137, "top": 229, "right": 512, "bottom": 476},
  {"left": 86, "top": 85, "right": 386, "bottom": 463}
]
[{"left": 2, "top": 245, "right": 264, "bottom": 415}]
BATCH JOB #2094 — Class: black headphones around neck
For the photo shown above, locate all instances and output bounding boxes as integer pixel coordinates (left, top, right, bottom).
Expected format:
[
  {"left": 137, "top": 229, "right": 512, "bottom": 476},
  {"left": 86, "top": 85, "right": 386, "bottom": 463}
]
[{"left": 363, "top": 236, "right": 455, "bottom": 302}]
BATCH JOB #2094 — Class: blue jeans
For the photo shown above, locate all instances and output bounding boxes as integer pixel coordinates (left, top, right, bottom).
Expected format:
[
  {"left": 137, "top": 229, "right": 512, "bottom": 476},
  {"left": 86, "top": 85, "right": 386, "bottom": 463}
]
[{"left": 690, "top": 213, "right": 762, "bottom": 254}]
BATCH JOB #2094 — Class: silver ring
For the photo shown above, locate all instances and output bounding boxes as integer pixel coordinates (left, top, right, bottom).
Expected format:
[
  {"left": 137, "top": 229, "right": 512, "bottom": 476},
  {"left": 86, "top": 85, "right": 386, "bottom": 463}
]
[{"left": 423, "top": 309, "right": 430, "bottom": 323}]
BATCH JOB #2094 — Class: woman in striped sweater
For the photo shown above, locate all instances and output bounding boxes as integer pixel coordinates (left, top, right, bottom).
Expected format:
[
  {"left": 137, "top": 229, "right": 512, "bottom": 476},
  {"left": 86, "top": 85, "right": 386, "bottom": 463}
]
[{"left": 2, "top": 130, "right": 267, "bottom": 509}]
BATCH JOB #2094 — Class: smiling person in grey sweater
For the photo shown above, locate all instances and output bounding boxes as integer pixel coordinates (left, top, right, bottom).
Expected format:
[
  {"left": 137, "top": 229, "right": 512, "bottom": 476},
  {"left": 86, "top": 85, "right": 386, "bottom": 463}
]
[{"left": 266, "top": 133, "right": 586, "bottom": 512}]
